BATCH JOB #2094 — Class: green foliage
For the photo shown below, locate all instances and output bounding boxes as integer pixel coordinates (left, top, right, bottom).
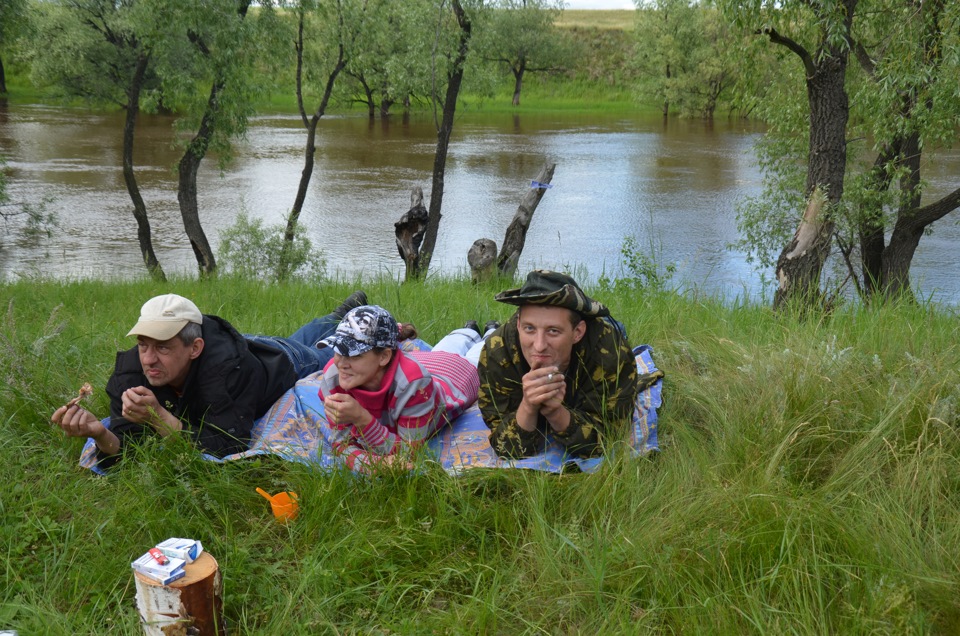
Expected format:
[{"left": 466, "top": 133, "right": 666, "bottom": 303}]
[
  {"left": 720, "top": 0, "right": 960, "bottom": 301},
  {"left": 0, "top": 157, "right": 59, "bottom": 245},
  {"left": 334, "top": 0, "right": 445, "bottom": 113},
  {"left": 470, "top": 0, "right": 579, "bottom": 105},
  {"left": 598, "top": 235, "right": 676, "bottom": 294},
  {"left": 3, "top": 278, "right": 960, "bottom": 632},
  {"left": 151, "top": 0, "right": 282, "bottom": 168},
  {"left": 633, "top": 1, "right": 753, "bottom": 118},
  {"left": 217, "top": 210, "right": 326, "bottom": 283},
  {"left": 26, "top": 1, "right": 140, "bottom": 106}
]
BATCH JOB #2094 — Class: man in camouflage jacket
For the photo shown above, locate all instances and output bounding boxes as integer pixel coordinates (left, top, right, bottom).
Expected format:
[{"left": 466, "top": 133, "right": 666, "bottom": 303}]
[{"left": 477, "top": 270, "right": 640, "bottom": 459}]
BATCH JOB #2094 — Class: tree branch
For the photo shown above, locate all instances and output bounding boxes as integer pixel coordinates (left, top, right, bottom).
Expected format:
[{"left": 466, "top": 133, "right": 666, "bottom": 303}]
[
  {"left": 852, "top": 39, "right": 875, "bottom": 77},
  {"left": 757, "top": 26, "right": 816, "bottom": 78},
  {"left": 911, "top": 187, "right": 960, "bottom": 228}
]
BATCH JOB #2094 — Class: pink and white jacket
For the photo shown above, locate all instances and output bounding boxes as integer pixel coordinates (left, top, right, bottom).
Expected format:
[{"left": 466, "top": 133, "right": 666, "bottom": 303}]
[{"left": 317, "top": 350, "right": 479, "bottom": 470}]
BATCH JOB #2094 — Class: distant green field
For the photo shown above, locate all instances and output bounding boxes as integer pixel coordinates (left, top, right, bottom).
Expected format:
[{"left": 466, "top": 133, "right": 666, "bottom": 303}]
[{"left": 556, "top": 9, "right": 636, "bottom": 31}]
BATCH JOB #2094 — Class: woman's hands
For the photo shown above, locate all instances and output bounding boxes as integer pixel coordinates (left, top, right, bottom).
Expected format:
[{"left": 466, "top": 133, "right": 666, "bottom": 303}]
[{"left": 323, "top": 393, "right": 372, "bottom": 430}]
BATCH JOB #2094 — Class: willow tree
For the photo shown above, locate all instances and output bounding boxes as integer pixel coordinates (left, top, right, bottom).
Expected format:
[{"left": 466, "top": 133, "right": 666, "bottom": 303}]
[
  {"left": 28, "top": 0, "right": 166, "bottom": 280},
  {"left": 0, "top": 0, "right": 31, "bottom": 94},
  {"left": 279, "top": 0, "right": 375, "bottom": 281},
  {"left": 634, "top": 0, "right": 746, "bottom": 119},
  {"left": 727, "top": 0, "right": 960, "bottom": 306},
  {"left": 151, "top": 0, "right": 280, "bottom": 276},
  {"left": 845, "top": 0, "right": 960, "bottom": 301},
  {"left": 413, "top": 0, "right": 478, "bottom": 279},
  {"left": 473, "top": 0, "right": 574, "bottom": 107},
  {"left": 721, "top": 0, "right": 857, "bottom": 309}
]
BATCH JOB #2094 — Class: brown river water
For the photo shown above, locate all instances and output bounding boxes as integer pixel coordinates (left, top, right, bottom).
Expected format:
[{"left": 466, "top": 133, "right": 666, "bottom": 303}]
[{"left": 1, "top": 101, "right": 958, "bottom": 304}]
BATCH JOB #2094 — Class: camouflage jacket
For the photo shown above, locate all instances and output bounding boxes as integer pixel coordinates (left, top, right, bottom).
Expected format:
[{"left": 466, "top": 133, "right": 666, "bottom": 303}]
[{"left": 477, "top": 313, "right": 639, "bottom": 459}]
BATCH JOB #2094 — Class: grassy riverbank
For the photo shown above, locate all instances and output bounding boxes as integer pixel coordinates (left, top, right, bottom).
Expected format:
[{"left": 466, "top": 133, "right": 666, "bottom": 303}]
[
  {"left": 2, "top": 9, "right": 647, "bottom": 115},
  {"left": 2, "top": 277, "right": 959, "bottom": 634}
]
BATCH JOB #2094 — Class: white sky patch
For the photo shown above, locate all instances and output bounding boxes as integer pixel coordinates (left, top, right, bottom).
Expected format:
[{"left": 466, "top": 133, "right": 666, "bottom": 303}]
[{"left": 564, "top": 0, "right": 636, "bottom": 9}]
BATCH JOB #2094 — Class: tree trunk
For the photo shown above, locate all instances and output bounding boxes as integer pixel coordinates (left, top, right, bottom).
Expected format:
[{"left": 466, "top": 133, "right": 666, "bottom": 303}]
[
  {"left": 662, "top": 62, "right": 670, "bottom": 118},
  {"left": 280, "top": 4, "right": 347, "bottom": 281},
  {"left": 174, "top": 0, "right": 253, "bottom": 277},
  {"left": 352, "top": 73, "right": 375, "bottom": 119},
  {"left": 176, "top": 79, "right": 221, "bottom": 276},
  {"left": 774, "top": 187, "right": 831, "bottom": 308},
  {"left": 882, "top": 191, "right": 960, "bottom": 302},
  {"left": 413, "top": 0, "right": 472, "bottom": 279},
  {"left": 122, "top": 52, "right": 165, "bottom": 281},
  {"left": 857, "top": 142, "right": 900, "bottom": 297},
  {"left": 134, "top": 552, "right": 224, "bottom": 636},
  {"left": 497, "top": 162, "right": 556, "bottom": 277},
  {"left": 0, "top": 55, "right": 6, "bottom": 94},
  {"left": 512, "top": 58, "right": 525, "bottom": 107},
  {"left": 395, "top": 187, "right": 428, "bottom": 280},
  {"left": 767, "top": 7, "right": 853, "bottom": 310}
]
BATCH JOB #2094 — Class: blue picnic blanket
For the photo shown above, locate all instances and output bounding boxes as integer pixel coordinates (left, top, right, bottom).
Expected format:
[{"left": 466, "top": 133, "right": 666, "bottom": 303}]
[{"left": 80, "top": 343, "right": 662, "bottom": 475}]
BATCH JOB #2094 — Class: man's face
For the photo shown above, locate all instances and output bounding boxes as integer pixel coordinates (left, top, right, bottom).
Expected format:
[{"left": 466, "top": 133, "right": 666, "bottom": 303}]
[
  {"left": 137, "top": 335, "right": 203, "bottom": 391},
  {"left": 517, "top": 305, "right": 586, "bottom": 372}
]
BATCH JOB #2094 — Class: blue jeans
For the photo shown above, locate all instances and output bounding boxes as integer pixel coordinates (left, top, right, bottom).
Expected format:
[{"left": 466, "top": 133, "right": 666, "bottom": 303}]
[{"left": 245, "top": 313, "right": 339, "bottom": 379}]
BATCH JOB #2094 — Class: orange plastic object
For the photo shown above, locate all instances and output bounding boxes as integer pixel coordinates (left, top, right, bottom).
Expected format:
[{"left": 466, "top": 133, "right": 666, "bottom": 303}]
[{"left": 256, "top": 487, "right": 299, "bottom": 524}]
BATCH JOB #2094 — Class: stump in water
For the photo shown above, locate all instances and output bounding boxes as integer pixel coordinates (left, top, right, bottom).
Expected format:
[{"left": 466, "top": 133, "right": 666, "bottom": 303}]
[
  {"left": 496, "top": 162, "right": 556, "bottom": 278},
  {"left": 134, "top": 552, "right": 224, "bottom": 636},
  {"left": 395, "top": 187, "right": 429, "bottom": 280},
  {"left": 468, "top": 238, "right": 498, "bottom": 284}
]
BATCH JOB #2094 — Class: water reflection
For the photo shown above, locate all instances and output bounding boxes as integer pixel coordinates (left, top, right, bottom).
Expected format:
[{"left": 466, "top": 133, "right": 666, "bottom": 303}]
[{"left": 1, "top": 103, "right": 958, "bottom": 305}]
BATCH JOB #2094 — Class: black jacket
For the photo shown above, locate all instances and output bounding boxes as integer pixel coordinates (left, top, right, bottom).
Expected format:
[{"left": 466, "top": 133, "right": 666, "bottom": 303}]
[{"left": 96, "top": 315, "right": 296, "bottom": 469}]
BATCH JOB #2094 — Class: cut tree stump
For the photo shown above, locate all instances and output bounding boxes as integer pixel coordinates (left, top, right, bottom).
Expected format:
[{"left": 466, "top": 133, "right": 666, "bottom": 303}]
[
  {"left": 134, "top": 552, "right": 224, "bottom": 636},
  {"left": 496, "top": 162, "right": 556, "bottom": 277},
  {"left": 467, "top": 238, "right": 498, "bottom": 284},
  {"left": 395, "top": 186, "right": 429, "bottom": 281}
]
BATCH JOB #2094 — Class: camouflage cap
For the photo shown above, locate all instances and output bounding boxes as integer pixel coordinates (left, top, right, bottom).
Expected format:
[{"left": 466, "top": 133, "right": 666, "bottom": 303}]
[
  {"left": 318, "top": 305, "right": 398, "bottom": 356},
  {"left": 494, "top": 269, "right": 609, "bottom": 318}
]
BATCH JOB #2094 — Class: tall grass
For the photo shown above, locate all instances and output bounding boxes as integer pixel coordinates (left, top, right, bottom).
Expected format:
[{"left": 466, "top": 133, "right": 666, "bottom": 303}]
[{"left": 2, "top": 277, "right": 959, "bottom": 633}]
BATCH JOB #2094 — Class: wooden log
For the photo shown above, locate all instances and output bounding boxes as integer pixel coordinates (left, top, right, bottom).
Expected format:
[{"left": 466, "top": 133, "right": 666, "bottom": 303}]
[
  {"left": 394, "top": 186, "right": 429, "bottom": 281},
  {"left": 467, "top": 238, "right": 498, "bottom": 284},
  {"left": 134, "top": 552, "right": 224, "bottom": 636},
  {"left": 496, "top": 163, "right": 556, "bottom": 278}
]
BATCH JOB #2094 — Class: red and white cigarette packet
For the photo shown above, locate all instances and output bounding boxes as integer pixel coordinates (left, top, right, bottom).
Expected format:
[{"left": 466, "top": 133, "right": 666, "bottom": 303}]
[{"left": 148, "top": 547, "right": 169, "bottom": 565}]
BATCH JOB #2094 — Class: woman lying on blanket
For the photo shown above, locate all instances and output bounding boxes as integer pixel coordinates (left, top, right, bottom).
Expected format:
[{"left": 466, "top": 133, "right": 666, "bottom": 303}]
[{"left": 316, "top": 305, "right": 480, "bottom": 471}]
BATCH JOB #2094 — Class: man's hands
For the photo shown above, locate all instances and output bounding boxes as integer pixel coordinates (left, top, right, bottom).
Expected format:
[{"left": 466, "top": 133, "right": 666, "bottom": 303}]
[
  {"left": 52, "top": 403, "right": 106, "bottom": 439},
  {"left": 517, "top": 366, "right": 570, "bottom": 433},
  {"left": 121, "top": 386, "right": 181, "bottom": 436},
  {"left": 522, "top": 366, "right": 565, "bottom": 409},
  {"left": 52, "top": 402, "right": 120, "bottom": 456},
  {"left": 324, "top": 393, "right": 373, "bottom": 430},
  {"left": 52, "top": 384, "right": 180, "bottom": 457}
]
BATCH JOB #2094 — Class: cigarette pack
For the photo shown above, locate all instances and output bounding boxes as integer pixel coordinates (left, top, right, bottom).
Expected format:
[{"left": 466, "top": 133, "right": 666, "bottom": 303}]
[
  {"left": 155, "top": 537, "right": 204, "bottom": 564},
  {"left": 131, "top": 551, "right": 186, "bottom": 585}
]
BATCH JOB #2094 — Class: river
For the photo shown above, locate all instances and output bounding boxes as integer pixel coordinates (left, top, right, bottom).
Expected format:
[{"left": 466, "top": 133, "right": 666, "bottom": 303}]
[{"left": 1, "top": 101, "right": 958, "bottom": 304}]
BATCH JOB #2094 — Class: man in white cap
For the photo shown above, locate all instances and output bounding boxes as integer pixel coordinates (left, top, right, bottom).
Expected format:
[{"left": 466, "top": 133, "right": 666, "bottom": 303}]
[{"left": 52, "top": 291, "right": 366, "bottom": 469}]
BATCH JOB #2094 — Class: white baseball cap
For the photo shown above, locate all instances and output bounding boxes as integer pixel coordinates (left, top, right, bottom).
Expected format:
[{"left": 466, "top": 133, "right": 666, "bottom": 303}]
[{"left": 127, "top": 294, "right": 203, "bottom": 341}]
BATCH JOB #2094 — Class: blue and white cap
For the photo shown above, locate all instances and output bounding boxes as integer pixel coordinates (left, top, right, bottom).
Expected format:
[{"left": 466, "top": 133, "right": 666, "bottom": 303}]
[{"left": 318, "top": 305, "right": 398, "bottom": 356}]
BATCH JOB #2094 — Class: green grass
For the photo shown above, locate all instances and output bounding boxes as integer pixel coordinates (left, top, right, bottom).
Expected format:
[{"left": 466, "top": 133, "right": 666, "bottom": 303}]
[
  {"left": 556, "top": 9, "right": 636, "bottom": 32},
  {"left": 2, "top": 276, "right": 960, "bottom": 633}
]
